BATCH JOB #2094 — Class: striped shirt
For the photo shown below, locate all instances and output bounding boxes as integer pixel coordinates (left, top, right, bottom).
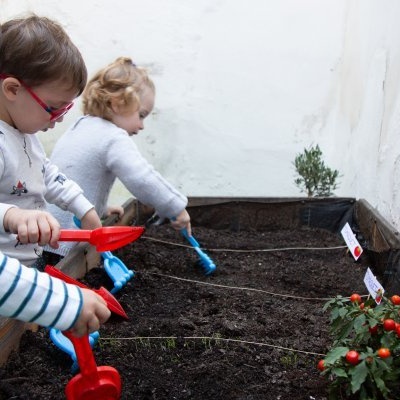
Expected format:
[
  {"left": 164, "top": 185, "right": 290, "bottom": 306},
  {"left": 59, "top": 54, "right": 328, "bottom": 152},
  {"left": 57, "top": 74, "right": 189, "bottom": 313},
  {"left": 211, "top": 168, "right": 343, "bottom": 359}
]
[{"left": 0, "top": 252, "right": 82, "bottom": 330}]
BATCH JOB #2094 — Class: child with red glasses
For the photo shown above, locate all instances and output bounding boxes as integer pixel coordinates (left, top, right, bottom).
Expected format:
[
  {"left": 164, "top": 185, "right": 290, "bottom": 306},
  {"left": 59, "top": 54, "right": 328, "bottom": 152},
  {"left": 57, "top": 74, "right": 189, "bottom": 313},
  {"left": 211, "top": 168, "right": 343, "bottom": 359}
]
[
  {"left": 44, "top": 56, "right": 191, "bottom": 261},
  {"left": 0, "top": 14, "right": 110, "bottom": 336}
]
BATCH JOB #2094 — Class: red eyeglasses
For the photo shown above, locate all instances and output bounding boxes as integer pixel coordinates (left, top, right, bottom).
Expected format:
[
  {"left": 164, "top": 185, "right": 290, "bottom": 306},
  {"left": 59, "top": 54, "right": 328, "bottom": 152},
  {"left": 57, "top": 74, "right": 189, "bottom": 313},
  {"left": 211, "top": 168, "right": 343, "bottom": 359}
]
[{"left": 0, "top": 73, "right": 74, "bottom": 122}]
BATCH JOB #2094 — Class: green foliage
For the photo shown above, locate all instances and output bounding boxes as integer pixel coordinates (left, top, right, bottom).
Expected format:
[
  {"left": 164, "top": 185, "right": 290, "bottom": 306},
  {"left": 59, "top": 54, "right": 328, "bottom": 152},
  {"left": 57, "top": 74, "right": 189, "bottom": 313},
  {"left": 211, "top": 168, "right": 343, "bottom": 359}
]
[
  {"left": 293, "top": 144, "right": 340, "bottom": 197},
  {"left": 280, "top": 351, "right": 299, "bottom": 367},
  {"left": 319, "top": 295, "right": 400, "bottom": 399}
]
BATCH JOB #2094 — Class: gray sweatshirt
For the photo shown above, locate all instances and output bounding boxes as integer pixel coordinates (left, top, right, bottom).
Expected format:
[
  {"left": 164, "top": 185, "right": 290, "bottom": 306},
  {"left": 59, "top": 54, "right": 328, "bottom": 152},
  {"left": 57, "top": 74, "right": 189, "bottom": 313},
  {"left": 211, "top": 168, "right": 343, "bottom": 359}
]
[{"left": 47, "top": 115, "right": 187, "bottom": 255}]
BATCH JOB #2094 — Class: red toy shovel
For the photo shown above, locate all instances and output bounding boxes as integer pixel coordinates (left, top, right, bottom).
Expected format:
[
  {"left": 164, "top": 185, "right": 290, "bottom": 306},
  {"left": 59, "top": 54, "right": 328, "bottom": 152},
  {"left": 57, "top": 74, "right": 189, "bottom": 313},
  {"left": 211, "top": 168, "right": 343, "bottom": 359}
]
[
  {"left": 59, "top": 226, "right": 145, "bottom": 252},
  {"left": 64, "top": 331, "right": 121, "bottom": 400},
  {"left": 45, "top": 265, "right": 128, "bottom": 319}
]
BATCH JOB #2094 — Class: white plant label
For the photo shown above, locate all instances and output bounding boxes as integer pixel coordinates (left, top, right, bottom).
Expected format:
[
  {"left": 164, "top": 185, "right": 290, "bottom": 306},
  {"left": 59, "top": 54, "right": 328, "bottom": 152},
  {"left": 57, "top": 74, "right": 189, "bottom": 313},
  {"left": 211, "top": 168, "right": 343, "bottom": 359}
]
[
  {"left": 363, "top": 267, "right": 384, "bottom": 304},
  {"left": 340, "top": 222, "right": 363, "bottom": 260}
]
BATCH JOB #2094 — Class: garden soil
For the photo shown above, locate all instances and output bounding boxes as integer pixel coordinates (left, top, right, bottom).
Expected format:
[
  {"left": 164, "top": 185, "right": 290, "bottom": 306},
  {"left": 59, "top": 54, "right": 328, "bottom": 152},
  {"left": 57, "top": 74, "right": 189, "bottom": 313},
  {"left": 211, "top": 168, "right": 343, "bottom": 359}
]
[{"left": 0, "top": 223, "right": 372, "bottom": 399}]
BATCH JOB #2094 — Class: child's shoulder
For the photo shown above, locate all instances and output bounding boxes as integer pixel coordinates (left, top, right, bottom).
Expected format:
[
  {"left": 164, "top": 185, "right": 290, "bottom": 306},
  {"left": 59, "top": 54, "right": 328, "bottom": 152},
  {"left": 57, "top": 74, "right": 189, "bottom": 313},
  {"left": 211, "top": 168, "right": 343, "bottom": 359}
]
[
  {"left": 73, "top": 116, "right": 133, "bottom": 148},
  {"left": 86, "top": 116, "right": 132, "bottom": 138}
]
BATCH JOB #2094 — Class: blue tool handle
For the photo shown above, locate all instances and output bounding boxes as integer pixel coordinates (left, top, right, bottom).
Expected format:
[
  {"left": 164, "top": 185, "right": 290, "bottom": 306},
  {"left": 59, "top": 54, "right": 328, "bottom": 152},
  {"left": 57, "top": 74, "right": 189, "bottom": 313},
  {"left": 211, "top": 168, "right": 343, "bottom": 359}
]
[
  {"left": 102, "top": 250, "right": 113, "bottom": 259},
  {"left": 180, "top": 227, "right": 200, "bottom": 247},
  {"left": 73, "top": 216, "right": 82, "bottom": 228},
  {"left": 170, "top": 216, "right": 199, "bottom": 246},
  {"left": 172, "top": 216, "right": 216, "bottom": 275}
]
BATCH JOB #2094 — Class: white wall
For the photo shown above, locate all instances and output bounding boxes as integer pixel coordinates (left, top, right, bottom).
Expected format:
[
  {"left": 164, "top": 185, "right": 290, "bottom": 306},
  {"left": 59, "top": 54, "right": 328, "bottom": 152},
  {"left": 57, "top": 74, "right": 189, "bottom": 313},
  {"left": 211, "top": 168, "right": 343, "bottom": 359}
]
[{"left": 2, "top": 1, "right": 400, "bottom": 228}]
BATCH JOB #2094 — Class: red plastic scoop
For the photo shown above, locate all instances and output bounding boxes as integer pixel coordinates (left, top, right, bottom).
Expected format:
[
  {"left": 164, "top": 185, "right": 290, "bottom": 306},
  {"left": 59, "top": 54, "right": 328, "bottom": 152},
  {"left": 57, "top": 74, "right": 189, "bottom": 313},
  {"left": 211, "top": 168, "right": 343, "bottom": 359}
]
[
  {"left": 59, "top": 226, "right": 145, "bottom": 252},
  {"left": 45, "top": 265, "right": 128, "bottom": 319},
  {"left": 64, "top": 331, "right": 121, "bottom": 400}
]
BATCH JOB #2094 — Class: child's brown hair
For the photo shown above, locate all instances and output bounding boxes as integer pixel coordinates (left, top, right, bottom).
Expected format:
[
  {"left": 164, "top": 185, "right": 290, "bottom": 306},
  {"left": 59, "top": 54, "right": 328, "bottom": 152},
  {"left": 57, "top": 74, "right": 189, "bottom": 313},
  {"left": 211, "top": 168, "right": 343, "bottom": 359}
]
[
  {"left": 82, "top": 56, "right": 155, "bottom": 121},
  {"left": 0, "top": 14, "right": 87, "bottom": 94}
]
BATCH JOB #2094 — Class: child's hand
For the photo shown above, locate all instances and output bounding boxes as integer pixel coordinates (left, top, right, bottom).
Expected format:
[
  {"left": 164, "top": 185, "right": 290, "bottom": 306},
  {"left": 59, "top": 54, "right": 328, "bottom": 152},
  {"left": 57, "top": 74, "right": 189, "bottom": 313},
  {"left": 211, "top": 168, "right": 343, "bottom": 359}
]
[
  {"left": 4, "top": 208, "right": 61, "bottom": 247},
  {"left": 80, "top": 208, "right": 102, "bottom": 231},
  {"left": 170, "top": 209, "right": 192, "bottom": 236},
  {"left": 69, "top": 288, "right": 111, "bottom": 336},
  {"left": 105, "top": 205, "right": 124, "bottom": 219}
]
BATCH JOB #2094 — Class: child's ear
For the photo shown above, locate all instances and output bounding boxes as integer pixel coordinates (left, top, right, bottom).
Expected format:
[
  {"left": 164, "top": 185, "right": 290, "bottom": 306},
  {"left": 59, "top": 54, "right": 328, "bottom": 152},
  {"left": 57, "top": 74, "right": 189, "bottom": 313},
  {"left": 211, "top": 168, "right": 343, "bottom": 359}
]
[
  {"left": 2, "top": 78, "right": 21, "bottom": 101},
  {"left": 110, "top": 98, "right": 122, "bottom": 115}
]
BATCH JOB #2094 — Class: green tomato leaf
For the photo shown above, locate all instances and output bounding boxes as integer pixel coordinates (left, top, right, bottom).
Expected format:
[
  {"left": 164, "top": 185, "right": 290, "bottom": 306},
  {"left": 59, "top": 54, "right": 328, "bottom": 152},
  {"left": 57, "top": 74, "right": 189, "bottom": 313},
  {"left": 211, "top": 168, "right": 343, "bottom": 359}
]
[
  {"left": 339, "top": 308, "right": 349, "bottom": 318},
  {"left": 332, "top": 367, "right": 348, "bottom": 378},
  {"left": 374, "top": 358, "right": 391, "bottom": 372},
  {"left": 324, "top": 346, "right": 348, "bottom": 364},
  {"left": 336, "top": 323, "right": 354, "bottom": 342},
  {"left": 349, "top": 361, "right": 369, "bottom": 393},
  {"left": 380, "top": 334, "right": 394, "bottom": 349},
  {"left": 353, "top": 314, "right": 366, "bottom": 331},
  {"left": 374, "top": 376, "right": 389, "bottom": 396}
]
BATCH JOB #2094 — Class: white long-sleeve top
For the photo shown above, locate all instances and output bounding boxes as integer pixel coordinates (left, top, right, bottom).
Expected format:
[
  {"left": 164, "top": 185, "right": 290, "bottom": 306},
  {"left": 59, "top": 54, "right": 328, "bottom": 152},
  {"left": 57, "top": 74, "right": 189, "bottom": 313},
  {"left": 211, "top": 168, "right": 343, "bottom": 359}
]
[
  {"left": 47, "top": 115, "right": 188, "bottom": 255},
  {"left": 0, "top": 251, "right": 82, "bottom": 330},
  {"left": 0, "top": 121, "right": 94, "bottom": 265}
]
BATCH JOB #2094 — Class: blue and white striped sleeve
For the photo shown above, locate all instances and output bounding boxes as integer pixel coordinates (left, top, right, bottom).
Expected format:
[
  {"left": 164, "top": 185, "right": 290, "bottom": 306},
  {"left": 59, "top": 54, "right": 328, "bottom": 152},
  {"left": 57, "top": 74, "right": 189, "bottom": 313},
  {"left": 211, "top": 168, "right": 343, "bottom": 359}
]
[{"left": 0, "top": 253, "right": 83, "bottom": 330}]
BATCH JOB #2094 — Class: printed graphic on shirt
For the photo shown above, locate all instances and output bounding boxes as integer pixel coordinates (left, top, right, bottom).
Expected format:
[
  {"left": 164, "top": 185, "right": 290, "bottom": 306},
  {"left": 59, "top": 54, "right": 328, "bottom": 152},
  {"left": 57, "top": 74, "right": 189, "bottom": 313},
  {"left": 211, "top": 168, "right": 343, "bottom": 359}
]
[
  {"left": 11, "top": 181, "right": 28, "bottom": 196},
  {"left": 54, "top": 174, "right": 67, "bottom": 185},
  {"left": 14, "top": 238, "right": 41, "bottom": 258}
]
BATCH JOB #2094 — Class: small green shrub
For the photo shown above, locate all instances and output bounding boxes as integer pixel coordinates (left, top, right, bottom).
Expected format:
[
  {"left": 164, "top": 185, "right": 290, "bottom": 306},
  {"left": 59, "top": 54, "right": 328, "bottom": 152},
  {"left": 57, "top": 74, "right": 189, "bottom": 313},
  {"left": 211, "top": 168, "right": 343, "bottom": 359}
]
[{"left": 293, "top": 144, "right": 340, "bottom": 197}]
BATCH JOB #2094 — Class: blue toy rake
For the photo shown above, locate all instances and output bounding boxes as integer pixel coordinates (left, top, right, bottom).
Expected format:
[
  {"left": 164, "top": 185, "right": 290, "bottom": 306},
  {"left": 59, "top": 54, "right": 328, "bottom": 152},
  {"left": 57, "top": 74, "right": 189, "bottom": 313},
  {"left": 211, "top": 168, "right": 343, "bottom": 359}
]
[
  {"left": 147, "top": 213, "right": 217, "bottom": 275},
  {"left": 101, "top": 251, "right": 134, "bottom": 294},
  {"left": 180, "top": 228, "right": 216, "bottom": 275},
  {"left": 73, "top": 216, "right": 135, "bottom": 293}
]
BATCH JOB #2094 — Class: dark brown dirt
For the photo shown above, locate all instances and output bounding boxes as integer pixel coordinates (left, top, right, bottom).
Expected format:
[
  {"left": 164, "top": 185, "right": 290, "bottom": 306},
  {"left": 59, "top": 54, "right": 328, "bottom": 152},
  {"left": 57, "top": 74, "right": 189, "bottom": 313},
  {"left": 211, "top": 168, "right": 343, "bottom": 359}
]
[{"left": 0, "top": 224, "right": 369, "bottom": 400}]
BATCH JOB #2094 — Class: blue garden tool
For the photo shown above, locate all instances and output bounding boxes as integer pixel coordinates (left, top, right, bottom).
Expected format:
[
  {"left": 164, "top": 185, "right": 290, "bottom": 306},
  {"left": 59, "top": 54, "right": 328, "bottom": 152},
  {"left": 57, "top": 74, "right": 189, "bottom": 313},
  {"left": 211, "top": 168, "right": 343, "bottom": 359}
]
[
  {"left": 73, "top": 216, "right": 136, "bottom": 293},
  {"left": 180, "top": 228, "right": 217, "bottom": 275},
  {"left": 101, "top": 251, "right": 134, "bottom": 294},
  {"left": 50, "top": 328, "right": 100, "bottom": 373},
  {"left": 147, "top": 213, "right": 217, "bottom": 275}
]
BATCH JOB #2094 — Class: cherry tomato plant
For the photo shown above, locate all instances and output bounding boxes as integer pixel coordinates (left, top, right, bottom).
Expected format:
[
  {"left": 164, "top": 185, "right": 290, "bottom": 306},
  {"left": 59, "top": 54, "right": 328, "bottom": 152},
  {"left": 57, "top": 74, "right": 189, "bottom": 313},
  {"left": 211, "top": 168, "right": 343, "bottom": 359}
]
[{"left": 319, "top": 294, "right": 400, "bottom": 399}]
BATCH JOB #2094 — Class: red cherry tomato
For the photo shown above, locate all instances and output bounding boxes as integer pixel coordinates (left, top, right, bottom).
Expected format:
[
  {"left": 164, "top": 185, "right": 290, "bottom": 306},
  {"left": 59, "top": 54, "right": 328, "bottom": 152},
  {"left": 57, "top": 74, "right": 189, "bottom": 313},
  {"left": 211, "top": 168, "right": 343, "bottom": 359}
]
[
  {"left": 350, "top": 294, "right": 362, "bottom": 304},
  {"left": 369, "top": 325, "right": 378, "bottom": 335},
  {"left": 377, "top": 348, "right": 391, "bottom": 359},
  {"left": 346, "top": 350, "right": 360, "bottom": 365},
  {"left": 383, "top": 319, "right": 396, "bottom": 331},
  {"left": 391, "top": 295, "right": 400, "bottom": 305},
  {"left": 317, "top": 359, "right": 325, "bottom": 371}
]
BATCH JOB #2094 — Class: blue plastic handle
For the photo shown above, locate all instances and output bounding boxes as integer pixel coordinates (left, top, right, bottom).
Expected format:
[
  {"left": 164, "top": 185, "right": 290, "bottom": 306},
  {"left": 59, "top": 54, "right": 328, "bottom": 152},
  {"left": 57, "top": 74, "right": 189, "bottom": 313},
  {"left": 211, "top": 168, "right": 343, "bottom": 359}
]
[
  {"left": 181, "top": 228, "right": 200, "bottom": 247},
  {"left": 171, "top": 217, "right": 216, "bottom": 275}
]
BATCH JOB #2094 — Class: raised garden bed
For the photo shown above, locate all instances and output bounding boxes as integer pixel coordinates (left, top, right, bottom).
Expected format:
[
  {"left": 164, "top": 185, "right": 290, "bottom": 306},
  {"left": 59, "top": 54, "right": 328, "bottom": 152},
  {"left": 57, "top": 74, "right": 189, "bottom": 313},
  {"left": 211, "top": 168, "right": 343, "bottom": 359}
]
[{"left": 0, "top": 197, "right": 399, "bottom": 399}]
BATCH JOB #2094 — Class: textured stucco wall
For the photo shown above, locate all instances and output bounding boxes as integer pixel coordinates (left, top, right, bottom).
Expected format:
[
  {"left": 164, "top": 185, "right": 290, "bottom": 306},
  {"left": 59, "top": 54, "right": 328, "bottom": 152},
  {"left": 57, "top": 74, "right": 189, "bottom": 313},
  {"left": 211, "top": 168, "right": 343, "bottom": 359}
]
[{"left": 2, "top": 1, "right": 400, "bottom": 228}]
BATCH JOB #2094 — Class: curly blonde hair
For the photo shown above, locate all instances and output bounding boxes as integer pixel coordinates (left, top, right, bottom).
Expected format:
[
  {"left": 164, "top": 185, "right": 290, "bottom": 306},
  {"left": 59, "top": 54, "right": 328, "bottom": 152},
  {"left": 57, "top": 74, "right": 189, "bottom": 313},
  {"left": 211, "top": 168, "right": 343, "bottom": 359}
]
[{"left": 82, "top": 57, "right": 155, "bottom": 120}]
